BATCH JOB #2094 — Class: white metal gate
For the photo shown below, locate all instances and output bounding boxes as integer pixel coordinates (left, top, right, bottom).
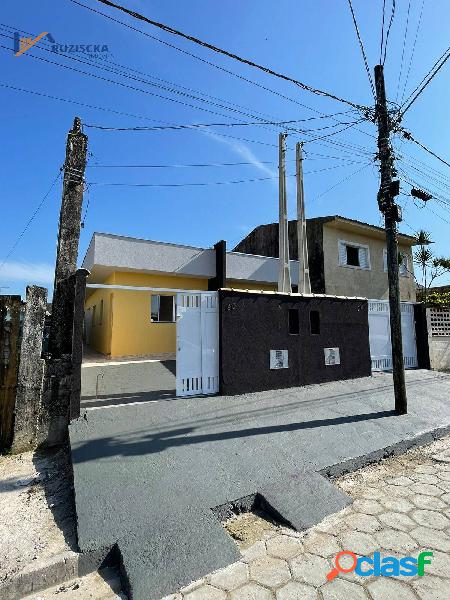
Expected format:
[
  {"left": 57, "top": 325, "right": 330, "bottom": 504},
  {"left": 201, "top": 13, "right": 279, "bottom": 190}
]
[
  {"left": 176, "top": 291, "right": 219, "bottom": 396},
  {"left": 368, "top": 300, "right": 418, "bottom": 371}
]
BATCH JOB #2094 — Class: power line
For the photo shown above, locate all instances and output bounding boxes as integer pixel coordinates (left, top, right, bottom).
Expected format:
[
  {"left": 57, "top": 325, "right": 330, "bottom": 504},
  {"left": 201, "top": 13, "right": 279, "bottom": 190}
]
[
  {"left": 83, "top": 118, "right": 361, "bottom": 133},
  {"left": 0, "top": 36, "right": 375, "bottom": 160},
  {"left": 346, "top": 0, "right": 375, "bottom": 98},
  {"left": 400, "top": 45, "right": 450, "bottom": 111},
  {"left": 395, "top": 0, "right": 411, "bottom": 102},
  {"left": 87, "top": 163, "right": 365, "bottom": 187},
  {"left": 0, "top": 82, "right": 169, "bottom": 125},
  {"left": 382, "top": 0, "right": 396, "bottom": 65},
  {"left": 93, "top": 0, "right": 368, "bottom": 111},
  {"left": 86, "top": 159, "right": 367, "bottom": 169},
  {"left": 0, "top": 170, "right": 62, "bottom": 273},
  {"left": 0, "top": 81, "right": 373, "bottom": 159},
  {"left": 89, "top": 176, "right": 281, "bottom": 187},
  {"left": 313, "top": 162, "right": 372, "bottom": 201},
  {"left": 0, "top": 22, "right": 284, "bottom": 125},
  {"left": 380, "top": 0, "right": 387, "bottom": 64},
  {"left": 400, "top": 130, "right": 450, "bottom": 168},
  {"left": 0, "top": 32, "right": 369, "bottom": 148},
  {"left": 400, "top": 0, "right": 425, "bottom": 104},
  {"left": 67, "top": 0, "right": 336, "bottom": 117},
  {"left": 399, "top": 49, "right": 450, "bottom": 118},
  {"left": 0, "top": 35, "right": 279, "bottom": 126}
]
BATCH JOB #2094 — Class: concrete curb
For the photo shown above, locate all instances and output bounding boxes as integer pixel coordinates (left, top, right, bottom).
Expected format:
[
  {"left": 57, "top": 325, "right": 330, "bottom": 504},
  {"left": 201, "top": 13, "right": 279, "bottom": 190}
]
[
  {"left": 0, "top": 548, "right": 114, "bottom": 600},
  {"left": 320, "top": 424, "right": 450, "bottom": 479}
]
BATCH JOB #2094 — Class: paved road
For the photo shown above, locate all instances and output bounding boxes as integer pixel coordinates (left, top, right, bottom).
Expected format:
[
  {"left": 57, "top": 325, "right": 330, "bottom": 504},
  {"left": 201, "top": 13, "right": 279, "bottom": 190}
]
[{"left": 69, "top": 370, "right": 450, "bottom": 599}]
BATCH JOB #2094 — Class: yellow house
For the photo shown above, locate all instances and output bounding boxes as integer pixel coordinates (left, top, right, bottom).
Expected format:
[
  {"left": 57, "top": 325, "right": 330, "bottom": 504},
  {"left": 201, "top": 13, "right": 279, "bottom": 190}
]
[{"left": 82, "top": 233, "right": 292, "bottom": 358}]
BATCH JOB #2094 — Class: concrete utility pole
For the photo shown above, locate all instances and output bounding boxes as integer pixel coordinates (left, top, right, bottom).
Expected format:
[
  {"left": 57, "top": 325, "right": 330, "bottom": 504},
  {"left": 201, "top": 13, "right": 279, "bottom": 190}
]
[
  {"left": 49, "top": 117, "right": 88, "bottom": 356},
  {"left": 278, "top": 132, "right": 291, "bottom": 293},
  {"left": 374, "top": 65, "right": 407, "bottom": 414},
  {"left": 296, "top": 142, "right": 311, "bottom": 294}
]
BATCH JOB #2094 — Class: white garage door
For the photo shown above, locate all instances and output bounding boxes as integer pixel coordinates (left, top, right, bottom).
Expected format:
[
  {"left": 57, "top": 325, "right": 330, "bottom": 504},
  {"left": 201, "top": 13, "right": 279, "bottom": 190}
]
[{"left": 368, "top": 300, "right": 418, "bottom": 371}]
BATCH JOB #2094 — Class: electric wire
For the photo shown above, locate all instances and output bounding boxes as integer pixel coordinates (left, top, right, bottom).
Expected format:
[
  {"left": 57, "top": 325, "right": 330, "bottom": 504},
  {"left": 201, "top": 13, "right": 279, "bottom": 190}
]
[
  {"left": 400, "top": 45, "right": 450, "bottom": 112},
  {"left": 0, "top": 32, "right": 372, "bottom": 150},
  {"left": 346, "top": 0, "right": 376, "bottom": 98},
  {"left": 382, "top": 0, "right": 396, "bottom": 65},
  {"left": 380, "top": 0, "right": 387, "bottom": 64},
  {"left": 400, "top": 0, "right": 425, "bottom": 104},
  {"left": 399, "top": 50, "right": 450, "bottom": 118},
  {"left": 395, "top": 0, "right": 411, "bottom": 102},
  {"left": 90, "top": 0, "right": 369, "bottom": 111},
  {"left": 68, "top": 0, "right": 364, "bottom": 118},
  {"left": 0, "top": 170, "right": 62, "bottom": 273},
  {"left": 400, "top": 131, "right": 450, "bottom": 169},
  {"left": 313, "top": 162, "right": 373, "bottom": 201},
  {"left": 87, "top": 162, "right": 365, "bottom": 187}
]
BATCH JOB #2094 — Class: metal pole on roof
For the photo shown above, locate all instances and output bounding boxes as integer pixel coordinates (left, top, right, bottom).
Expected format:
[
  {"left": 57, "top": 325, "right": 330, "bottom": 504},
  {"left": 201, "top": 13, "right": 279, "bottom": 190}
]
[
  {"left": 296, "top": 142, "right": 311, "bottom": 294},
  {"left": 278, "top": 133, "right": 291, "bottom": 293}
]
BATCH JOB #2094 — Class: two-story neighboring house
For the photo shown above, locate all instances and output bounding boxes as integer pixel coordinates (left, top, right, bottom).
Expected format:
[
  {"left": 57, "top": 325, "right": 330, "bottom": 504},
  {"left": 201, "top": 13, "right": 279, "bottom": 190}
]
[{"left": 233, "top": 215, "right": 418, "bottom": 301}]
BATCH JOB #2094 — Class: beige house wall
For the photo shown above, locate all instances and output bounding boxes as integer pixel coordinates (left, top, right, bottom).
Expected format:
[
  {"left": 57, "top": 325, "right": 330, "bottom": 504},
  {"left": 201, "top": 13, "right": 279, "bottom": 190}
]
[{"left": 322, "top": 223, "right": 416, "bottom": 301}]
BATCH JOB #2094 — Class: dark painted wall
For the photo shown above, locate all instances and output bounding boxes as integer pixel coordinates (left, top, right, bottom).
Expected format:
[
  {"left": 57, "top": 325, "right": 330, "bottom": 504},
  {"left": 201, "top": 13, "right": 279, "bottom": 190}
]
[
  {"left": 219, "top": 290, "right": 371, "bottom": 396},
  {"left": 233, "top": 218, "right": 327, "bottom": 293}
]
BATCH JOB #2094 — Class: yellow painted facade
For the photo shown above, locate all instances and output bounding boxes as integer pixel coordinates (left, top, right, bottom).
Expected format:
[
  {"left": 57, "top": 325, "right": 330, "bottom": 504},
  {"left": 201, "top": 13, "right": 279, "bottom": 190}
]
[
  {"left": 85, "top": 271, "right": 208, "bottom": 357},
  {"left": 85, "top": 271, "right": 277, "bottom": 357}
]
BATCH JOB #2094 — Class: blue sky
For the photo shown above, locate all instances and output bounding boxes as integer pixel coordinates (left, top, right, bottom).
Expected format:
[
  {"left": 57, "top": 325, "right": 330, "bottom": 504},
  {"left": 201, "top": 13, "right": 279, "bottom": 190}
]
[{"left": 1, "top": 0, "right": 449, "bottom": 297}]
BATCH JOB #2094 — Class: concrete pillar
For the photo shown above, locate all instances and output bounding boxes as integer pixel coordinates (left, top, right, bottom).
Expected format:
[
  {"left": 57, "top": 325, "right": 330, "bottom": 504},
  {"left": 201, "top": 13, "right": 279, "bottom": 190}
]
[
  {"left": 11, "top": 286, "right": 47, "bottom": 453},
  {"left": 0, "top": 296, "right": 21, "bottom": 450},
  {"left": 208, "top": 240, "right": 227, "bottom": 291},
  {"left": 37, "top": 270, "right": 88, "bottom": 447}
]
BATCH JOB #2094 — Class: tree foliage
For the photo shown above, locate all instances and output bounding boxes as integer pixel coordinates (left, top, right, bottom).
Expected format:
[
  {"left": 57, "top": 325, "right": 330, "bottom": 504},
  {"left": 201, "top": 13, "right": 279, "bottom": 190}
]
[{"left": 413, "top": 229, "right": 450, "bottom": 305}]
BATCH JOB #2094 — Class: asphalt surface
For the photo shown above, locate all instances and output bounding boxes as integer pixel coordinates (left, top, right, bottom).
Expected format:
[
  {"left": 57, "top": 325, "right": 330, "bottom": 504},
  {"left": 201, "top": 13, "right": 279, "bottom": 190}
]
[
  {"left": 69, "top": 370, "right": 450, "bottom": 599},
  {"left": 80, "top": 360, "right": 176, "bottom": 409}
]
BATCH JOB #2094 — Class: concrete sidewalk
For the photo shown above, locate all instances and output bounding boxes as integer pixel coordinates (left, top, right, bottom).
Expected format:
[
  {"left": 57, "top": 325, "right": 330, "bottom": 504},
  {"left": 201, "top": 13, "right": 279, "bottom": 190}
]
[{"left": 69, "top": 370, "right": 450, "bottom": 599}]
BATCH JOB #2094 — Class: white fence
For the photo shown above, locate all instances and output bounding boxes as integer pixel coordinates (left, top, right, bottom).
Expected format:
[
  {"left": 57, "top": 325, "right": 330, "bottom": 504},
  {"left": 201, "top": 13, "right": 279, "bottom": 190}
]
[
  {"left": 427, "top": 307, "right": 450, "bottom": 371},
  {"left": 368, "top": 300, "right": 418, "bottom": 372}
]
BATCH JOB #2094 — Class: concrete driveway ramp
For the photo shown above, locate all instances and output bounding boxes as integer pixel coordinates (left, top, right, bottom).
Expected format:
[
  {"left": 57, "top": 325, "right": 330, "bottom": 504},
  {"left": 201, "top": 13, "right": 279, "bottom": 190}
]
[
  {"left": 259, "top": 472, "right": 352, "bottom": 532},
  {"left": 117, "top": 510, "right": 240, "bottom": 600},
  {"left": 70, "top": 371, "right": 450, "bottom": 599}
]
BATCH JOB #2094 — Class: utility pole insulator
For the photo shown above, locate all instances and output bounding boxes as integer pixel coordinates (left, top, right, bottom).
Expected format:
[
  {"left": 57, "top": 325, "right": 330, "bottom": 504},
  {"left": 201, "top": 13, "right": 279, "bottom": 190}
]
[{"left": 411, "top": 188, "right": 433, "bottom": 202}]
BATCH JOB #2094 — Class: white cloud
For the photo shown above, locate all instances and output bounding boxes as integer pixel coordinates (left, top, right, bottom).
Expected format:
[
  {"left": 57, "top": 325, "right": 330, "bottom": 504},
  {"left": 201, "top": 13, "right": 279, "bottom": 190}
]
[
  {"left": 201, "top": 129, "right": 279, "bottom": 184},
  {"left": 0, "top": 261, "right": 54, "bottom": 284}
]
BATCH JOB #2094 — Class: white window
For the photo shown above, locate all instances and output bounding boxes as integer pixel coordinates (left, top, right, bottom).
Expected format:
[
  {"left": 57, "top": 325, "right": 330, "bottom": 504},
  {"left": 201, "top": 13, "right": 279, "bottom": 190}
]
[
  {"left": 383, "top": 250, "right": 409, "bottom": 276},
  {"left": 151, "top": 295, "right": 175, "bottom": 322},
  {"left": 338, "top": 240, "right": 370, "bottom": 269}
]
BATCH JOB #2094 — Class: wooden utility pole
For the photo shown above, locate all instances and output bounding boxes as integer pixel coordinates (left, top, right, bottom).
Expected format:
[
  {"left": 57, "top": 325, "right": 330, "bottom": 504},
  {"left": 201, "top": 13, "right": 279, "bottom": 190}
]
[
  {"left": 296, "top": 142, "right": 311, "bottom": 294},
  {"left": 278, "top": 132, "right": 291, "bottom": 293},
  {"left": 49, "top": 117, "right": 88, "bottom": 357},
  {"left": 374, "top": 65, "right": 407, "bottom": 414}
]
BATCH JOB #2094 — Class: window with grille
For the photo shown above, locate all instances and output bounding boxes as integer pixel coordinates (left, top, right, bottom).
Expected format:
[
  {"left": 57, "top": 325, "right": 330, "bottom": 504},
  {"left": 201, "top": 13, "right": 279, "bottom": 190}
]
[{"left": 338, "top": 240, "right": 370, "bottom": 269}]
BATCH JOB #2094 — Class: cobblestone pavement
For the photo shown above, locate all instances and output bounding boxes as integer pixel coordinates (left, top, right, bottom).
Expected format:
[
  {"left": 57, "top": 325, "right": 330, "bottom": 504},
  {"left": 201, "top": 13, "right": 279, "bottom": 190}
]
[{"left": 161, "top": 437, "right": 450, "bottom": 600}]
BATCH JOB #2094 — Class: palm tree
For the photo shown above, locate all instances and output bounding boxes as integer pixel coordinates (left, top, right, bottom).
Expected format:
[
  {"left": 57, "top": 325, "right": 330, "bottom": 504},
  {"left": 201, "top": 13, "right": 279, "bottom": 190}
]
[{"left": 413, "top": 229, "right": 450, "bottom": 305}]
